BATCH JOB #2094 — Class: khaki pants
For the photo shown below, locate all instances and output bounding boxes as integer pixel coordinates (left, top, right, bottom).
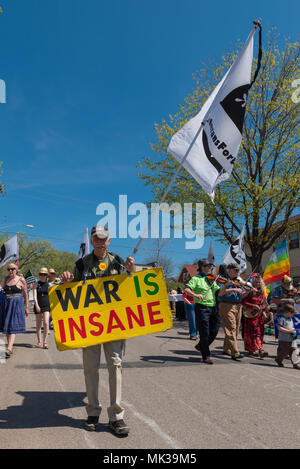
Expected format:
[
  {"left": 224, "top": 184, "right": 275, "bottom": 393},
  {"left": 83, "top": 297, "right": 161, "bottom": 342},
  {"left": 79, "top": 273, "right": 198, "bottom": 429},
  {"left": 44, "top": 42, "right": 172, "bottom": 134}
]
[
  {"left": 82, "top": 340, "right": 125, "bottom": 421},
  {"left": 219, "top": 303, "right": 242, "bottom": 357}
]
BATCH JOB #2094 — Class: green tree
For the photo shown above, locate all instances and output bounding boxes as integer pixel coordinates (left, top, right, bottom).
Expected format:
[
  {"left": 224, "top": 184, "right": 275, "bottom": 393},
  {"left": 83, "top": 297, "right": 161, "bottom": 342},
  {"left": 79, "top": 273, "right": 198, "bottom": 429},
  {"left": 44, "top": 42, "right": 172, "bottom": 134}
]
[
  {"left": 143, "top": 239, "right": 175, "bottom": 279},
  {"left": 166, "top": 280, "right": 185, "bottom": 292},
  {"left": 0, "top": 232, "right": 77, "bottom": 280},
  {"left": 138, "top": 32, "right": 300, "bottom": 272}
]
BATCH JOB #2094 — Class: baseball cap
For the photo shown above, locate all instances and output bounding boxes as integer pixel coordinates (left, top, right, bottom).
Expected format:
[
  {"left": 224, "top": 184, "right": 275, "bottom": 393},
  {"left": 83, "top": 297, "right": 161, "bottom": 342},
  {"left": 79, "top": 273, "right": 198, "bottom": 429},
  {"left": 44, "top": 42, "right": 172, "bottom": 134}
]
[
  {"left": 198, "top": 258, "right": 214, "bottom": 269},
  {"left": 91, "top": 225, "right": 110, "bottom": 239},
  {"left": 226, "top": 262, "right": 239, "bottom": 270}
]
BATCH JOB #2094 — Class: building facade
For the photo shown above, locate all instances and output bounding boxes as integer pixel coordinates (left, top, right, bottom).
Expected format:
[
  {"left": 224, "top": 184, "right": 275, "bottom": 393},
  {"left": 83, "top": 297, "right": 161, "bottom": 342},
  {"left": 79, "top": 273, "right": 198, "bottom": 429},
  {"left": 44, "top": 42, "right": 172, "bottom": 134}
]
[{"left": 177, "top": 264, "right": 199, "bottom": 284}]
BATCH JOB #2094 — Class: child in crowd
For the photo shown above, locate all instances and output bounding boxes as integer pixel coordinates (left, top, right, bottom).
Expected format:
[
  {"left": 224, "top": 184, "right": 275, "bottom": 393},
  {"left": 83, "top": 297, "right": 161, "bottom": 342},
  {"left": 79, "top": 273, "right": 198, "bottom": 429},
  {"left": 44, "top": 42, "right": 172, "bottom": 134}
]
[{"left": 275, "top": 304, "right": 300, "bottom": 369}]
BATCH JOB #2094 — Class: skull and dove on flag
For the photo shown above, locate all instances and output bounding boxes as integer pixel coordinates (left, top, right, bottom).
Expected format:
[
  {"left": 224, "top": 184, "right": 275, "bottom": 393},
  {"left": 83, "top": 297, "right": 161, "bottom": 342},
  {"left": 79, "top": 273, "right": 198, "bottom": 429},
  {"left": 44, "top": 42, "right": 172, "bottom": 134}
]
[
  {"left": 132, "top": 21, "right": 262, "bottom": 263},
  {"left": 164, "top": 21, "right": 262, "bottom": 275},
  {"left": 167, "top": 20, "right": 262, "bottom": 200},
  {"left": 222, "top": 224, "right": 247, "bottom": 274},
  {"left": 0, "top": 234, "right": 19, "bottom": 268}
]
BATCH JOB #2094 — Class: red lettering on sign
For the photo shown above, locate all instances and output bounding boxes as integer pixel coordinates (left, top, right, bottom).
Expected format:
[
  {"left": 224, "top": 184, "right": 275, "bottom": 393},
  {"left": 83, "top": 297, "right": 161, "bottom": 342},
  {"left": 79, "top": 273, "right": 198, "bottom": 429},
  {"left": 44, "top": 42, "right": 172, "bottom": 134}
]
[
  {"left": 147, "top": 301, "right": 163, "bottom": 325},
  {"left": 68, "top": 316, "right": 87, "bottom": 341},
  {"left": 89, "top": 313, "right": 104, "bottom": 336},
  {"left": 107, "top": 309, "right": 126, "bottom": 334},
  {"left": 126, "top": 305, "right": 145, "bottom": 329},
  {"left": 58, "top": 319, "right": 66, "bottom": 343}
]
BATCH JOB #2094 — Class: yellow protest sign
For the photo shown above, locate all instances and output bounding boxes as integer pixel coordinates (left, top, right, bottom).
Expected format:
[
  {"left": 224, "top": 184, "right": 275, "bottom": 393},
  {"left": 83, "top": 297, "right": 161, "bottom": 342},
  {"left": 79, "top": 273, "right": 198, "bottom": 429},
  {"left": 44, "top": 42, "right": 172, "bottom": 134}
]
[{"left": 49, "top": 268, "right": 173, "bottom": 351}]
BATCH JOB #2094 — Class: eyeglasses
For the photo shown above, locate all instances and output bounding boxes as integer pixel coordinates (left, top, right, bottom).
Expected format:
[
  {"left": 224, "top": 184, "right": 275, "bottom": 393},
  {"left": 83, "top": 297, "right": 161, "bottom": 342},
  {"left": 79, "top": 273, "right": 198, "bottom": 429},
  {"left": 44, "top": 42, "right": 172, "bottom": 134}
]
[
  {"left": 7, "top": 268, "right": 16, "bottom": 271},
  {"left": 39, "top": 273, "right": 47, "bottom": 276}
]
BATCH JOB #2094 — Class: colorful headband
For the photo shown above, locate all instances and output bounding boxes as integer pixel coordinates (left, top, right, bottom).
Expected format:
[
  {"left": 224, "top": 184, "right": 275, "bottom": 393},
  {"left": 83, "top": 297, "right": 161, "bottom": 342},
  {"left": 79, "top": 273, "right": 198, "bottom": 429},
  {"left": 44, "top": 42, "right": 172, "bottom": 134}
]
[{"left": 251, "top": 273, "right": 261, "bottom": 278}]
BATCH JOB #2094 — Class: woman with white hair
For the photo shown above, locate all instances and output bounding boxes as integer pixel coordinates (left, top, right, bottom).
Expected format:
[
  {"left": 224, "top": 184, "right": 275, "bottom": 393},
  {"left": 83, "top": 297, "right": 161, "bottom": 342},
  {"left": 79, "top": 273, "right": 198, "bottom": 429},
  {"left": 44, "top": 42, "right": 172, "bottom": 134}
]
[
  {"left": 242, "top": 274, "right": 269, "bottom": 358},
  {"left": 0, "top": 263, "right": 29, "bottom": 358}
]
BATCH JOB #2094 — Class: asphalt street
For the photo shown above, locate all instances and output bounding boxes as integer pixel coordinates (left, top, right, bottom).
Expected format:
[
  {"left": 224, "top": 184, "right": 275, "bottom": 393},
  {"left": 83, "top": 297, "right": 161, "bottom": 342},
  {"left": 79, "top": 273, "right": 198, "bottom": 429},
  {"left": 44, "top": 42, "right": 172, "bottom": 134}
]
[{"left": 0, "top": 310, "right": 299, "bottom": 450}]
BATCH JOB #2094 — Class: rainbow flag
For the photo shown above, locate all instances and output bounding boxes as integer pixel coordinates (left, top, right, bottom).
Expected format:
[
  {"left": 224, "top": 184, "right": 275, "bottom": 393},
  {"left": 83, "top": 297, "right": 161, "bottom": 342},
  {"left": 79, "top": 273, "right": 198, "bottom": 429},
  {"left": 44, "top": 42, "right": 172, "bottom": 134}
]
[{"left": 263, "top": 239, "right": 290, "bottom": 296}]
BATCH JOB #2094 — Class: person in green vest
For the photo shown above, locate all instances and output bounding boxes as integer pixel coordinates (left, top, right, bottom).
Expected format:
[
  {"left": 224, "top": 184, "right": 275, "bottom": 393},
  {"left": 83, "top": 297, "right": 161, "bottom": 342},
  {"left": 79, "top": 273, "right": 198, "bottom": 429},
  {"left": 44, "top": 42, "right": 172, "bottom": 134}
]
[
  {"left": 184, "top": 259, "right": 220, "bottom": 365},
  {"left": 61, "top": 225, "right": 135, "bottom": 436}
]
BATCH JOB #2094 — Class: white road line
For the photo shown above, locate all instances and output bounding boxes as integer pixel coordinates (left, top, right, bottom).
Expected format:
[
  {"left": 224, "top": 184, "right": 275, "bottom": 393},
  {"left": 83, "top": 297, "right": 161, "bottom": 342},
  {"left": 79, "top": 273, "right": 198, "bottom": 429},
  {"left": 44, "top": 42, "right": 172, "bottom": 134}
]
[
  {"left": 124, "top": 401, "right": 182, "bottom": 449},
  {"left": 0, "top": 338, "right": 6, "bottom": 364},
  {"left": 45, "top": 348, "right": 96, "bottom": 449},
  {"left": 73, "top": 349, "right": 182, "bottom": 448}
]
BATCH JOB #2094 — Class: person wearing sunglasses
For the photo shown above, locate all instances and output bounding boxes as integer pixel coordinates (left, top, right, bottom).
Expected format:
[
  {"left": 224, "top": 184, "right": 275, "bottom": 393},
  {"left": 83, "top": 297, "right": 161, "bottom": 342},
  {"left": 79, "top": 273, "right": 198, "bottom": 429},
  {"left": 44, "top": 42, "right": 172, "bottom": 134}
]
[
  {"left": 0, "top": 263, "right": 29, "bottom": 358},
  {"left": 33, "top": 267, "right": 50, "bottom": 349}
]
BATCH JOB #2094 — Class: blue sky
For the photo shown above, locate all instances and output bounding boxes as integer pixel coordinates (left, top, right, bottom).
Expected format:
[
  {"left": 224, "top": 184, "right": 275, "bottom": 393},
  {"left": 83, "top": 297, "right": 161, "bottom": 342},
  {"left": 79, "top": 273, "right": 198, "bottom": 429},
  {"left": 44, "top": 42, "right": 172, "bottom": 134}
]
[{"left": 0, "top": 0, "right": 299, "bottom": 276}]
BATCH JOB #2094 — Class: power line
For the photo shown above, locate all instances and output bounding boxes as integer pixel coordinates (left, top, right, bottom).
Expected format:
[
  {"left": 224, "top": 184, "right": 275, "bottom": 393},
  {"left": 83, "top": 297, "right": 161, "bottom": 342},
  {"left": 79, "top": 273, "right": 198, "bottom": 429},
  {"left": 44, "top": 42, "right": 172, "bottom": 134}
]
[
  {"left": 6, "top": 185, "right": 97, "bottom": 205},
  {"left": 6, "top": 230, "right": 227, "bottom": 256}
]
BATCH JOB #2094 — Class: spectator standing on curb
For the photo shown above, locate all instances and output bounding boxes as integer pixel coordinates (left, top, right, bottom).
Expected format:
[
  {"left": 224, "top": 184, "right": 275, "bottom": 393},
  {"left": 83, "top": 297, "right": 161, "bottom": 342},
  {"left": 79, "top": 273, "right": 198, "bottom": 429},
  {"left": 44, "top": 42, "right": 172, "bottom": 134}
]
[
  {"left": 182, "top": 290, "right": 197, "bottom": 340},
  {"left": 175, "top": 287, "right": 185, "bottom": 321}
]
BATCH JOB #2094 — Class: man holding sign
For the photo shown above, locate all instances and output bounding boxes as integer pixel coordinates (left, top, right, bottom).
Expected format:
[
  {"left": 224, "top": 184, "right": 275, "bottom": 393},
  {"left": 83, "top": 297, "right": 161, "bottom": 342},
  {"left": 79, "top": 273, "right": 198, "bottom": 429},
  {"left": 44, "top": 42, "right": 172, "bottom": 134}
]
[{"left": 61, "top": 225, "right": 135, "bottom": 436}]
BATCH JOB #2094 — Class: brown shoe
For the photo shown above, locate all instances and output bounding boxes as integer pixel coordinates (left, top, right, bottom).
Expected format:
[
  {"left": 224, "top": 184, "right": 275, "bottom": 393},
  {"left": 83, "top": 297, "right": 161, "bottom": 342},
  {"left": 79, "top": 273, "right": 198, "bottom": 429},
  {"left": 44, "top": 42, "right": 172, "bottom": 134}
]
[
  {"left": 203, "top": 358, "right": 213, "bottom": 365},
  {"left": 195, "top": 343, "right": 201, "bottom": 352},
  {"left": 5, "top": 349, "right": 13, "bottom": 358},
  {"left": 231, "top": 354, "right": 243, "bottom": 361},
  {"left": 84, "top": 416, "right": 99, "bottom": 431},
  {"left": 109, "top": 419, "right": 130, "bottom": 436},
  {"left": 275, "top": 358, "right": 284, "bottom": 367}
]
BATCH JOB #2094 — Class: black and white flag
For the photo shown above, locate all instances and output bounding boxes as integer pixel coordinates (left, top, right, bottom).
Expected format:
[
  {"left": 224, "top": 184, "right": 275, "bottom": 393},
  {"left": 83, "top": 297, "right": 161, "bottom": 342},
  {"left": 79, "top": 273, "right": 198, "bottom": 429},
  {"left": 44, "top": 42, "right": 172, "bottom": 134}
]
[
  {"left": 77, "top": 227, "right": 90, "bottom": 260},
  {"left": 0, "top": 234, "right": 19, "bottom": 268},
  {"left": 223, "top": 224, "right": 247, "bottom": 273},
  {"left": 167, "top": 22, "right": 261, "bottom": 199}
]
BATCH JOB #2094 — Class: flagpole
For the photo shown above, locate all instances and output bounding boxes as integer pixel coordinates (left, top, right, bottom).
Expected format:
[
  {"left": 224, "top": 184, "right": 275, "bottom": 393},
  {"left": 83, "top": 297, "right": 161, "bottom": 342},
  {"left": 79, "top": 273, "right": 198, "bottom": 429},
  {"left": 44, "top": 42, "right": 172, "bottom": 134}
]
[
  {"left": 131, "top": 19, "right": 261, "bottom": 260},
  {"left": 131, "top": 120, "right": 207, "bottom": 258},
  {"left": 16, "top": 232, "right": 19, "bottom": 266}
]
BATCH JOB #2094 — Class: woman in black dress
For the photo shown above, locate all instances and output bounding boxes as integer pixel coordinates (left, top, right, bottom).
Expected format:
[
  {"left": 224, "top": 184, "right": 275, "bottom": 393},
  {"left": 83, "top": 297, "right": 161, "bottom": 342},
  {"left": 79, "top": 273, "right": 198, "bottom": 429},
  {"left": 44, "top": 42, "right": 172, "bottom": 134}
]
[{"left": 33, "top": 267, "right": 50, "bottom": 349}]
